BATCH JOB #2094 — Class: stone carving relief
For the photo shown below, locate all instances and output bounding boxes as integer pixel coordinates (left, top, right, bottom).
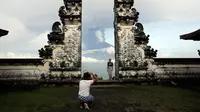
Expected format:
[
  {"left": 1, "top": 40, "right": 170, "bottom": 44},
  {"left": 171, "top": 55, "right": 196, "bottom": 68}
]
[
  {"left": 115, "top": 0, "right": 139, "bottom": 24},
  {"left": 114, "top": 0, "right": 158, "bottom": 79},
  {"left": 65, "top": 2, "right": 81, "bottom": 15},
  {"left": 59, "top": 6, "right": 67, "bottom": 17},
  {"left": 62, "top": 25, "right": 81, "bottom": 68},
  {"left": 37, "top": 0, "right": 81, "bottom": 78},
  {"left": 61, "top": 0, "right": 82, "bottom": 21},
  {"left": 134, "top": 23, "right": 149, "bottom": 45},
  {"left": 50, "top": 47, "right": 65, "bottom": 68},
  {"left": 117, "top": 27, "right": 147, "bottom": 69},
  {"left": 47, "top": 21, "right": 64, "bottom": 45}
]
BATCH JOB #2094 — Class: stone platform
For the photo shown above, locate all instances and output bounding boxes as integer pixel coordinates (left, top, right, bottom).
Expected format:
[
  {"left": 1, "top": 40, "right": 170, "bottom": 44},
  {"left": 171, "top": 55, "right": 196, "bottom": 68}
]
[
  {"left": 0, "top": 77, "right": 199, "bottom": 86},
  {"left": 0, "top": 79, "right": 152, "bottom": 85}
]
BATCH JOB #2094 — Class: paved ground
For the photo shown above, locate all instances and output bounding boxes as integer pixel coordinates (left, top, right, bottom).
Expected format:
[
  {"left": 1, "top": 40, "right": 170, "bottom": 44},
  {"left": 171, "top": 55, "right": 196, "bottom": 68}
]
[{"left": 0, "top": 85, "right": 200, "bottom": 112}]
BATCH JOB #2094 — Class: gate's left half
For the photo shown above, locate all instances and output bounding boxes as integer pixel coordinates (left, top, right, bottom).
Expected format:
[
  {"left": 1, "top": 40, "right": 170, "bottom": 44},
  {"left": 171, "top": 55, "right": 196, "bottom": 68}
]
[{"left": 49, "top": 0, "right": 82, "bottom": 78}]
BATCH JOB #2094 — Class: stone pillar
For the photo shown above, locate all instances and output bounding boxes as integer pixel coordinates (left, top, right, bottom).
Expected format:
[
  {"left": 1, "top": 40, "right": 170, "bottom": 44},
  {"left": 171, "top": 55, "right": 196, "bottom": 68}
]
[
  {"left": 40, "top": 0, "right": 82, "bottom": 79},
  {"left": 60, "top": 0, "right": 82, "bottom": 77},
  {"left": 114, "top": 0, "right": 157, "bottom": 79}
]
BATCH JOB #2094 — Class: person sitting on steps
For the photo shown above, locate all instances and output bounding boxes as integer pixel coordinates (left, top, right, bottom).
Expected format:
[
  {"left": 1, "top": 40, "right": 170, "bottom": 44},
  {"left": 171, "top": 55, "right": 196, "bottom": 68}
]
[{"left": 78, "top": 72, "right": 98, "bottom": 109}]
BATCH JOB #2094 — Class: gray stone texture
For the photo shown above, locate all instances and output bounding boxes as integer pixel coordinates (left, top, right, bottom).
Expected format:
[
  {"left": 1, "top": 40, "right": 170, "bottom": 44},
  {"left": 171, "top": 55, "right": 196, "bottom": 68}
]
[{"left": 114, "top": 0, "right": 157, "bottom": 79}]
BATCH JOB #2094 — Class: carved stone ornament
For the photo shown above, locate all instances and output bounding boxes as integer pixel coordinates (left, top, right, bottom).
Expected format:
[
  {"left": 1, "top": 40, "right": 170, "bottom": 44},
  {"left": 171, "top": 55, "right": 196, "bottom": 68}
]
[
  {"left": 60, "top": 0, "right": 82, "bottom": 21},
  {"left": 115, "top": 0, "right": 139, "bottom": 24},
  {"left": 144, "top": 46, "right": 158, "bottom": 58},
  {"left": 134, "top": 23, "right": 149, "bottom": 45},
  {"left": 47, "top": 21, "right": 64, "bottom": 45},
  {"left": 38, "top": 45, "right": 53, "bottom": 59}
]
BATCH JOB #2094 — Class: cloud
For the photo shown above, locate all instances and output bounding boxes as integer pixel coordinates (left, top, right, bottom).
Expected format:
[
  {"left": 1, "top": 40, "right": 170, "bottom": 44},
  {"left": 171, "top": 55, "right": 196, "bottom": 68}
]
[
  {"left": 83, "top": 47, "right": 115, "bottom": 55},
  {"left": 29, "top": 31, "right": 49, "bottom": 49},
  {"left": 82, "top": 56, "right": 105, "bottom": 63},
  {"left": 0, "top": 15, "right": 34, "bottom": 53},
  {"left": 0, "top": 13, "right": 50, "bottom": 57},
  {"left": 82, "top": 50, "right": 97, "bottom": 55},
  {"left": 0, "top": 52, "right": 38, "bottom": 58},
  {"left": 144, "top": 20, "right": 200, "bottom": 58},
  {"left": 95, "top": 30, "right": 104, "bottom": 42},
  {"left": 157, "top": 52, "right": 171, "bottom": 58},
  {"left": 105, "top": 47, "right": 115, "bottom": 55},
  {"left": 134, "top": 0, "right": 200, "bottom": 23},
  {"left": 0, "top": 0, "right": 62, "bottom": 32},
  {"left": 0, "top": 0, "right": 200, "bottom": 79}
]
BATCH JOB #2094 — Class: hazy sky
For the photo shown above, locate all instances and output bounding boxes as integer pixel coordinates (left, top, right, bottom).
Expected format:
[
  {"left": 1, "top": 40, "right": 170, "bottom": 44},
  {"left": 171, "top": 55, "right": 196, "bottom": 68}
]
[{"left": 0, "top": 0, "right": 200, "bottom": 78}]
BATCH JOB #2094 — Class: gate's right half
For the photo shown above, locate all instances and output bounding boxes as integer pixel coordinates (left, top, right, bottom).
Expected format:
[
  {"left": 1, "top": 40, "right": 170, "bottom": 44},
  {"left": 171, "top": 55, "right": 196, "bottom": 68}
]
[{"left": 114, "top": 0, "right": 158, "bottom": 79}]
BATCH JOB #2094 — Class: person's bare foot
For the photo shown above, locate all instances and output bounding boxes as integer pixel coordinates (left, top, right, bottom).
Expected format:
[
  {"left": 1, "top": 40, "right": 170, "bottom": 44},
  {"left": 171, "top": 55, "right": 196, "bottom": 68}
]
[
  {"left": 80, "top": 103, "right": 83, "bottom": 109},
  {"left": 84, "top": 103, "right": 89, "bottom": 110}
]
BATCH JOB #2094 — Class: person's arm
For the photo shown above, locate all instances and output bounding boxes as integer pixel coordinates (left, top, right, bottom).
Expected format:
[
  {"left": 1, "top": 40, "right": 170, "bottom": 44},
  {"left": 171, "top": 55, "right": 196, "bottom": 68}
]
[{"left": 88, "top": 72, "right": 98, "bottom": 82}]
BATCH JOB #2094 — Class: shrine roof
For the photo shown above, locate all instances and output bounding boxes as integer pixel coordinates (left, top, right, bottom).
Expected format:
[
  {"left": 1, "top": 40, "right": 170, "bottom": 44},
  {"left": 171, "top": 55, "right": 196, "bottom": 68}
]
[
  {"left": 154, "top": 58, "right": 200, "bottom": 65},
  {"left": 0, "top": 29, "right": 9, "bottom": 37},
  {"left": 180, "top": 29, "right": 200, "bottom": 41},
  {"left": 0, "top": 58, "right": 43, "bottom": 65}
]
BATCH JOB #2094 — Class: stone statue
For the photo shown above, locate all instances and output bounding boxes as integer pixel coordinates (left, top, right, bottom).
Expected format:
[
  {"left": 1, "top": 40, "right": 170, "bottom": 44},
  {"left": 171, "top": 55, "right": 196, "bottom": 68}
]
[
  {"left": 134, "top": 23, "right": 150, "bottom": 45},
  {"left": 52, "top": 21, "right": 62, "bottom": 33},
  {"left": 144, "top": 46, "right": 158, "bottom": 58},
  {"left": 47, "top": 21, "right": 64, "bottom": 44},
  {"left": 59, "top": 6, "right": 67, "bottom": 18},
  {"left": 135, "top": 23, "right": 144, "bottom": 32},
  {"left": 38, "top": 46, "right": 53, "bottom": 59},
  {"left": 130, "top": 7, "right": 139, "bottom": 22}
]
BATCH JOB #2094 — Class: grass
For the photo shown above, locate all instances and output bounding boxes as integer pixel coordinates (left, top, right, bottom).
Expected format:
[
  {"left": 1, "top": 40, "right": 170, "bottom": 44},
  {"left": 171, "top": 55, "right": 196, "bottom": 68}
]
[{"left": 0, "top": 85, "right": 200, "bottom": 112}]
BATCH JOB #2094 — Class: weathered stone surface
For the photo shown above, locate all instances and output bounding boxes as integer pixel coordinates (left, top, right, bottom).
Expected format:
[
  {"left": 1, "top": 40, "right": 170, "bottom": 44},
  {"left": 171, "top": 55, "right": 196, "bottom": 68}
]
[
  {"left": 38, "top": 45, "right": 53, "bottom": 59},
  {"left": 114, "top": 0, "right": 157, "bottom": 79},
  {"left": 59, "top": 0, "right": 82, "bottom": 24},
  {"left": 0, "top": 67, "right": 43, "bottom": 80},
  {"left": 41, "top": 0, "right": 82, "bottom": 77}
]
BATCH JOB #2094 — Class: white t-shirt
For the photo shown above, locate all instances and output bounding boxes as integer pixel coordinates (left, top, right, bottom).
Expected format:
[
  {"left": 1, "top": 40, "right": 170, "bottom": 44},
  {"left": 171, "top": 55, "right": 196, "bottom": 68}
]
[{"left": 78, "top": 80, "right": 94, "bottom": 96}]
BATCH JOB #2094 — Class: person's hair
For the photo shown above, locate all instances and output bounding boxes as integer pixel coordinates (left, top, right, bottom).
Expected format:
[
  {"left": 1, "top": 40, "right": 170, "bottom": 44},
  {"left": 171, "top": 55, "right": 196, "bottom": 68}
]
[{"left": 82, "top": 72, "right": 91, "bottom": 80}]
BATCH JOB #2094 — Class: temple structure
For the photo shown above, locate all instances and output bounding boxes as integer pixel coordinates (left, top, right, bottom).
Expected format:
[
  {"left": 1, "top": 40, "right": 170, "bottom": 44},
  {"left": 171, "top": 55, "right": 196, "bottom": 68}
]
[
  {"left": 114, "top": 0, "right": 157, "bottom": 79},
  {"left": 0, "top": 29, "right": 45, "bottom": 80},
  {"left": 180, "top": 29, "right": 200, "bottom": 41},
  {"left": 0, "top": 29, "right": 8, "bottom": 37},
  {"left": 153, "top": 58, "right": 200, "bottom": 79},
  {"left": 180, "top": 29, "right": 200, "bottom": 56},
  {"left": 0, "top": 0, "right": 200, "bottom": 81},
  {"left": 151, "top": 29, "right": 200, "bottom": 80},
  {"left": 0, "top": 59, "right": 44, "bottom": 80},
  {"left": 38, "top": 0, "right": 82, "bottom": 79}
]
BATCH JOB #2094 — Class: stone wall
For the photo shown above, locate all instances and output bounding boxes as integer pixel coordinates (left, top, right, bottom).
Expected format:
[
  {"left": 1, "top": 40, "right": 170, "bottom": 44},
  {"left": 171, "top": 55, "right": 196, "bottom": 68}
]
[
  {"left": 0, "top": 65, "right": 45, "bottom": 80},
  {"left": 154, "top": 64, "right": 200, "bottom": 79}
]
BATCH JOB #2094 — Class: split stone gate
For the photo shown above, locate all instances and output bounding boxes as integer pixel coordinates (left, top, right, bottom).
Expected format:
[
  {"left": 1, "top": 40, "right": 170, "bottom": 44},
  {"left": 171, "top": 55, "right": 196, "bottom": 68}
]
[{"left": 39, "top": 0, "right": 157, "bottom": 79}]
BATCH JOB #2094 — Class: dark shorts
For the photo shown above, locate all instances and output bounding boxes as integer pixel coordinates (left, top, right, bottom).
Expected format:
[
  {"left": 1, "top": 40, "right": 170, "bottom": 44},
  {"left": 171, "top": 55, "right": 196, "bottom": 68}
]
[{"left": 78, "top": 95, "right": 94, "bottom": 102}]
